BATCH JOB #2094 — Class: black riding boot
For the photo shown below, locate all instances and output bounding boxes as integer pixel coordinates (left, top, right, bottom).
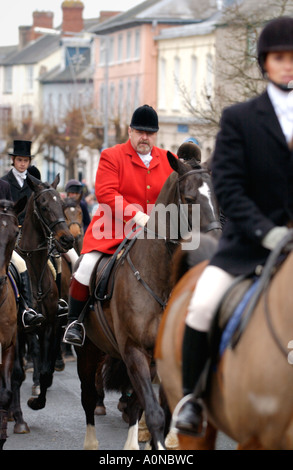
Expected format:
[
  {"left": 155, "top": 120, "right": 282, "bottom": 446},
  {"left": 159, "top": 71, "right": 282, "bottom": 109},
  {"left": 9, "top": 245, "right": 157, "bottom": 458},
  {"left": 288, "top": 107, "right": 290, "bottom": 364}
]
[
  {"left": 63, "top": 297, "right": 87, "bottom": 346},
  {"left": 19, "top": 271, "right": 45, "bottom": 329},
  {"left": 55, "top": 272, "right": 69, "bottom": 318},
  {"left": 175, "top": 325, "right": 209, "bottom": 436}
]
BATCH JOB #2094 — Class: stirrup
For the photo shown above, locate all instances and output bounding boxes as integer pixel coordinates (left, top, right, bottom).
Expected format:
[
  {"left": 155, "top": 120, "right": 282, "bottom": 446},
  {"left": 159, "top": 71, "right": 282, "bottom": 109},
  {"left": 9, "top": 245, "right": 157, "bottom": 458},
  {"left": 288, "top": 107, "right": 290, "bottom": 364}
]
[
  {"left": 21, "top": 308, "right": 44, "bottom": 329},
  {"left": 57, "top": 298, "right": 69, "bottom": 317},
  {"left": 171, "top": 394, "right": 207, "bottom": 437},
  {"left": 63, "top": 320, "right": 85, "bottom": 347}
]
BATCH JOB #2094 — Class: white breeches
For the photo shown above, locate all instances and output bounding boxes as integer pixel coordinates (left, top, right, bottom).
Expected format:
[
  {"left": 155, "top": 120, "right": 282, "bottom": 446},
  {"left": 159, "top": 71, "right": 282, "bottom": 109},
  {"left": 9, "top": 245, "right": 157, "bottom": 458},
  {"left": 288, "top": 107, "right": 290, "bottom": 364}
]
[
  {"left": 185, "top": 266, "right": 235, "bottom": 332},
  {"left": 74, "top": 251, "right": 103, "bottom": 286},
  {"left": 11, "top": 250, "right": 27, "bottom": 273},
  {"left": 64, "top": 248, "right": 79, "bottom": 268}
]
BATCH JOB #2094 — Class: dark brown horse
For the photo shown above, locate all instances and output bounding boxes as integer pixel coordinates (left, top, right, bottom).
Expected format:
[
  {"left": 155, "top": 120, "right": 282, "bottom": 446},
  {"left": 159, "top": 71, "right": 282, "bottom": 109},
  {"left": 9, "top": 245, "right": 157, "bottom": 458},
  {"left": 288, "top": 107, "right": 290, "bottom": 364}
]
[
  {"left": 0, "top": 198, "right": 27, "bottom": 449},
  {"left": 15, "top": 175, "right": 74, "bottom": 411},
  {"left": 156, "top": 230, "right": 293, "bottom": 450},
  {"left": 76, "top": 152, "right": 222, "bottom": 450}
]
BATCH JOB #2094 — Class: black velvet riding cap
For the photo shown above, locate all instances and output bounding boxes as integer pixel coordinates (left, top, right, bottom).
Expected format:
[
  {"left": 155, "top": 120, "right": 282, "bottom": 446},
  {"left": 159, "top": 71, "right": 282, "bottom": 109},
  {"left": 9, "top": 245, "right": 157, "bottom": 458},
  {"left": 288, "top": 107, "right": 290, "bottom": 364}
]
[{"left": 130, "top": 104, "right": 159, "bottom": 132}]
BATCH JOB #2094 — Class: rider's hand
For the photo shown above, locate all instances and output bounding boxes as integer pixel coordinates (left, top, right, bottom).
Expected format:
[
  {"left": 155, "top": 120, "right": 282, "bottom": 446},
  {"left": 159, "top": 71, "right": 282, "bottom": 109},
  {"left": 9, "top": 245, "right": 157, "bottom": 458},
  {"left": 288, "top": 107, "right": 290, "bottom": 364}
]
[
  {"left": 132, "top": 211, "right": 150, "bottom": 227},
  {"left": 261, "top": 226, "right": 289, "bottom": 250}
]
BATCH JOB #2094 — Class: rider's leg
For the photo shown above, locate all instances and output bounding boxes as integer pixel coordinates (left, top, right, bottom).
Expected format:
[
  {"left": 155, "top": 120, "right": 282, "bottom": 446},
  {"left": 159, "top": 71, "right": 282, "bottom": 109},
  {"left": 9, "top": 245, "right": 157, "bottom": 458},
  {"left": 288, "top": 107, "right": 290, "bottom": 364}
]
[
  {"left": 11, "top": 251, "right": 45, "bottom": 329},
  {"left": 175, "top": 265, "right": 235, "bottom": 435},
  {"left": 55, "top": 248, "right": 79, "bottom": 317},
  {"left": 63, "top": 251, "right": 102, "bottom": 346}
]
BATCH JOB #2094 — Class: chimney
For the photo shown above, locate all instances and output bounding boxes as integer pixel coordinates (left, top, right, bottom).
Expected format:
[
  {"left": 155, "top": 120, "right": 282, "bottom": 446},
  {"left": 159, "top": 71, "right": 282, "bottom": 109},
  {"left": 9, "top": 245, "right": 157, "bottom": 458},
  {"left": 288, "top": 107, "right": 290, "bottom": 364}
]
[
  {"left": 62, "top": 1, "right": 84, "bottom": 35},
  {"left": 30, "top": 11, "right": 54, "bottom": 41},
  {"left": 99, "top": 11, "right": 121, "bottom": 23}
]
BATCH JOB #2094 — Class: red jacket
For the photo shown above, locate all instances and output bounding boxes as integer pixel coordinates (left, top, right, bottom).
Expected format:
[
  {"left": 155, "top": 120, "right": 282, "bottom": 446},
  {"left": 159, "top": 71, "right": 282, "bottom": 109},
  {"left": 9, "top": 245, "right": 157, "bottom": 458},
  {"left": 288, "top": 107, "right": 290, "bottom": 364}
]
[{"left": 81, "top": 140, "right": 175, "bottom": 254}]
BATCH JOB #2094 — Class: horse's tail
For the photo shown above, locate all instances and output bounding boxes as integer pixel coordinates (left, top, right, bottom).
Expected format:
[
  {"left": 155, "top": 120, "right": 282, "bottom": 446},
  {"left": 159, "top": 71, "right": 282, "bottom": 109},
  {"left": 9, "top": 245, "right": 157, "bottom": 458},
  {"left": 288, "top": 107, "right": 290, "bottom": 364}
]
[
  {"left": 103, "top": 356, "right": 132, "bottom": 393},
  {"left": 171, "top": 233, "right": 218, "bottom": 285}
]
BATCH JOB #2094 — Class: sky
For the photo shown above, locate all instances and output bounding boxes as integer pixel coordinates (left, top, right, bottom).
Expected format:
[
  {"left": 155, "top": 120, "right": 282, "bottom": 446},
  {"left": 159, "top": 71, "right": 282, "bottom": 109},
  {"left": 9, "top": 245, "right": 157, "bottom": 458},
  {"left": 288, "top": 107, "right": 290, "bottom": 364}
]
[{"left": 0, "top": 0, "right": 141, "bottom": 46}]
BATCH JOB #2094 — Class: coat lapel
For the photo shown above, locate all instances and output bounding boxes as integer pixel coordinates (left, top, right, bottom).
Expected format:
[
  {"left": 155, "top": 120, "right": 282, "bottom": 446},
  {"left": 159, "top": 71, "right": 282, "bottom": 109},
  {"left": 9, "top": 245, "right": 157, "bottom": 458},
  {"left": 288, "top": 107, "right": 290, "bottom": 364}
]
[{"left": 256, "top": 91, "right": 289, "bottom": 150}]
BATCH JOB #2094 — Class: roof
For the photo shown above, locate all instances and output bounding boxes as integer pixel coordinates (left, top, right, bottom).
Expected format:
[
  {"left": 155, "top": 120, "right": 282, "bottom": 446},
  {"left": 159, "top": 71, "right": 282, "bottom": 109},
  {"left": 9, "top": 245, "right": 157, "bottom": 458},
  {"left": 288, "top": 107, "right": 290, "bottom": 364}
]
[
  {"left": 0, "top": 34, "right": 60, "bottom": 66},
  {"left": 88, "top": 0, "right": 226, "bottom": 34}
]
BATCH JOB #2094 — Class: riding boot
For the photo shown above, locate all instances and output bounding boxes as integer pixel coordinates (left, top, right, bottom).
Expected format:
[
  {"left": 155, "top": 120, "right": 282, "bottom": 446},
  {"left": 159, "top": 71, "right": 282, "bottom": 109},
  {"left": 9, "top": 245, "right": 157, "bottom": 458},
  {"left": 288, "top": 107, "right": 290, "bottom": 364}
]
[
  {"left": 63, "top": 277, "right": 89, "bottom": 347},
  {"left": 55, "top": 272, "right": 69, "bottom": 318},
  {"left": 174, "top": 325, "right": 209, "bottom": 436},
  {"left": 19, "top": 271, "right": 45, "bottom": 329}
]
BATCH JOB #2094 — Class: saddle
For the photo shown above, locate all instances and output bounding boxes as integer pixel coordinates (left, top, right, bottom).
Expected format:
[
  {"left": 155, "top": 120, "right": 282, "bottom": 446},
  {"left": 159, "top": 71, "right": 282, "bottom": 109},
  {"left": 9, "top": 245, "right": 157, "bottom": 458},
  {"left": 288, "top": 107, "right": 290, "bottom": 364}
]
[{"left": 8, "top": 262, "right": 20, "bottom": 304}]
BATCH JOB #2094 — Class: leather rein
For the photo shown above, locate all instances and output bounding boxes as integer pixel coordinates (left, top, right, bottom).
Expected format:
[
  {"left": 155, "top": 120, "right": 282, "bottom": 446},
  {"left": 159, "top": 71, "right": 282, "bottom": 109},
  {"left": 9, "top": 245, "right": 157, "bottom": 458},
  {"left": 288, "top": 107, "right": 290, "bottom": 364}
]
[{"left": 126, "top": 168, "right": 222, "bottom": 308}]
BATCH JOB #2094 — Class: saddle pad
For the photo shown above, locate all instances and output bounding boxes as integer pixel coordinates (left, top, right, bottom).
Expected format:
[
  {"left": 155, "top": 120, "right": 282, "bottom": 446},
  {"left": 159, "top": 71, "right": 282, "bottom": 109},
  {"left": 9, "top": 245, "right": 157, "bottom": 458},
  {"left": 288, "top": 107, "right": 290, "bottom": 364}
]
[{"left": 219, "top": 277, "right": 260, "bottom": 357}]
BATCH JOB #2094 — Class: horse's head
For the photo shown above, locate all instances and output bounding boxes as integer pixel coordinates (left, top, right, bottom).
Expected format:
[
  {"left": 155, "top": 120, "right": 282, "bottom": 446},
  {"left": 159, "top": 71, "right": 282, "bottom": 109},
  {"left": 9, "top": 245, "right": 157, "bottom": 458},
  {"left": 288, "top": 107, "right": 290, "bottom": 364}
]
[
  {"left": 27, "top": 174, "right": 74, "bottom": 253},
  {"left": 0, "top": 197, "right": 26, "bottom": 273},
  {"left": 63, "top": 197, "right": 83, "bottom": 254},
  {"left": 167, "top": 151, "right": 222, "bottom": 239}
]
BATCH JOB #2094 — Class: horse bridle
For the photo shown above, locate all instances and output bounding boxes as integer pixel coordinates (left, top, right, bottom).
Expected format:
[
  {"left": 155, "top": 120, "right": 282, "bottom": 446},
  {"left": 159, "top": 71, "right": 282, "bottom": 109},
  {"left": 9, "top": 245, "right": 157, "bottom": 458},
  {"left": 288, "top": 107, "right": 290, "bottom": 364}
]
[
  {"left": 33, "top": 188, "right": 66, "bottom": 236},
  {"left": 177, "top": 168, "right": 222, "bottom": 234}
]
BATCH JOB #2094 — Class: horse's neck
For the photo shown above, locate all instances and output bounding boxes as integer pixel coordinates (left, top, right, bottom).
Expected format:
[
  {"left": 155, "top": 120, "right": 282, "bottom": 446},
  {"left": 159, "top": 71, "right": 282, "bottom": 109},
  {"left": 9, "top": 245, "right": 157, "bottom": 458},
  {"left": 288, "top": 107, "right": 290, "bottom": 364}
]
[{"left": 19, "top": 207, "right": 47, "bottom": 255}]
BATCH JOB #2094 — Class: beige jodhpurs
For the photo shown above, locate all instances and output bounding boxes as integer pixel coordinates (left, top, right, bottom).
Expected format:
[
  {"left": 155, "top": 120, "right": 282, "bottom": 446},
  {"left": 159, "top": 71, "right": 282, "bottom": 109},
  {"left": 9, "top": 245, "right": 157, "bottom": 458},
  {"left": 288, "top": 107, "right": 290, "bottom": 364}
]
[
  {"left": 185, "top": 266, "right": 236, "bottom": 332},
  {"left": 74, "top": 251, "right": 103, "bottom": 286}
]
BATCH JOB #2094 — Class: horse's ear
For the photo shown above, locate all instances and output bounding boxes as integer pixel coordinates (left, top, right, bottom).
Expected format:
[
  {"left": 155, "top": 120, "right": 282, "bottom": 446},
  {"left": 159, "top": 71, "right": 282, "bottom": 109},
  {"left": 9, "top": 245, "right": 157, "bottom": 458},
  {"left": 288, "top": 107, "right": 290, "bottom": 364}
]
[
  {"left": 167, "top": 151, "right": 188, "bottom": 175},
  {"left": 51, "top": 173, "right": 60, "bottom": 189},
  {"left": 27, "top": 174, "right": 42, "bottom": 191},
  {"left": 14, "top": 195, "right": 27, "bottom": 216}
]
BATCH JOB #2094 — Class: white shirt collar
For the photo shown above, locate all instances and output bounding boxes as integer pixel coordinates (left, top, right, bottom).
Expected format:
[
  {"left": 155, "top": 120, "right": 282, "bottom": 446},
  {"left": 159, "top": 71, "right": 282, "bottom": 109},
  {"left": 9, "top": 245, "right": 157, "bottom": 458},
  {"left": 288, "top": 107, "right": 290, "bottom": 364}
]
[
  {"left": 137, "top": 152, "right": 153, "bottom": 168},
  {"left": 12, "top": 167, "right": 27, "bottom": 187},
  {"left": 267, "top": 82, "right": 293, "bottom": 143}
]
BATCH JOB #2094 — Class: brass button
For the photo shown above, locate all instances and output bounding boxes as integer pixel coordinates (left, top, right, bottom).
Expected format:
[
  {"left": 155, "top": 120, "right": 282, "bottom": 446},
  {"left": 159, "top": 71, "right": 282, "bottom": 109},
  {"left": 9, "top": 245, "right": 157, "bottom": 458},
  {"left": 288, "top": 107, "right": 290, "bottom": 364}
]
[{"left": 147, "top": 185, "right": 150, "bottom": 189}]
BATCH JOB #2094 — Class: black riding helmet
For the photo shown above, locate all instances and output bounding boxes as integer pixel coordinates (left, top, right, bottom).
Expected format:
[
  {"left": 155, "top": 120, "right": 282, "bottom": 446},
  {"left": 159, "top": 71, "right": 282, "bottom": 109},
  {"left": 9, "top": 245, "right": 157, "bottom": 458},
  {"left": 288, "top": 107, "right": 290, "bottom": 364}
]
[
  {"left": 65, "top": 179, "right": 83, "bottom": 193},
  {"left": 257, "top": 16, "right": 293, "bottom": 90}
]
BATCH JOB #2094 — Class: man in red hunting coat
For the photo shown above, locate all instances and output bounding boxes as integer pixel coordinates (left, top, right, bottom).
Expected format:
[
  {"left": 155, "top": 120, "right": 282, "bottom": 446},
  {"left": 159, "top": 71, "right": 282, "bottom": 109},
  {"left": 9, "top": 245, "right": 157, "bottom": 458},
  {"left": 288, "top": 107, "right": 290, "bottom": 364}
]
[{"left": 64, "top": 105, "right": 176, "bottom": 346}]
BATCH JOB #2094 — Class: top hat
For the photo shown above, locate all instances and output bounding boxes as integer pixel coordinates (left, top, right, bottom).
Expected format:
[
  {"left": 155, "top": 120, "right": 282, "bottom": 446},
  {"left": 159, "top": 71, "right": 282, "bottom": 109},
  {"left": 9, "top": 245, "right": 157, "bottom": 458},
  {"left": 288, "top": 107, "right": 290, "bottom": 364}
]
[
  {"left": 9, "top": 140, "right": 33, "bottom": 157},
  {"left": 130, "top": 105, "right": 159, "bottom": 132}
]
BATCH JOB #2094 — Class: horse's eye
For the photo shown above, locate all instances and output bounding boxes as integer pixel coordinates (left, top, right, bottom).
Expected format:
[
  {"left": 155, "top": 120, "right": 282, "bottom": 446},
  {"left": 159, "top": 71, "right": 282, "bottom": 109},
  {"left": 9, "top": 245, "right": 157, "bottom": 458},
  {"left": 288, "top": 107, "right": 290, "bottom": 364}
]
[{"left": 184, "top": 196, "right": 197, "bottom": 204}]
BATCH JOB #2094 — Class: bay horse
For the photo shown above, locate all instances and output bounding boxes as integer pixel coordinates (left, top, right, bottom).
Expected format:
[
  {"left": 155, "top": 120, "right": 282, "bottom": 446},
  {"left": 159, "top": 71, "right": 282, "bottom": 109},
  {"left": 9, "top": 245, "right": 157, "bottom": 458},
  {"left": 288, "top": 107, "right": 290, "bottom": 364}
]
[
  {"left": 156, "top": 230, "right": 293, "bottom": 450},
  {"left": 63, "top": 196, "right": 84, "bottom": 256},
  {"left": 0, "top": 197, "right": 27, "bottom": 449},
  {"left": 76, "top": 151, "right": 222, "bottom": 450},
  {"left": 15, "top": 175, "right": 74, "bottom": 411}
]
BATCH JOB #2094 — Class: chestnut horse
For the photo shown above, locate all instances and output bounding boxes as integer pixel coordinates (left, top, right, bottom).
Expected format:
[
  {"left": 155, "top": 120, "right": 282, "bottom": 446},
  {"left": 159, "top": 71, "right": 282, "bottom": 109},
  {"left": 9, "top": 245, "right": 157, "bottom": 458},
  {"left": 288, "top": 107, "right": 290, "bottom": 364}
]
[
  {"left": 0, "top": 198, "right": 27, "bottom": 449},
  {"left": 156, "top": 230, "right": 293, "bottom": 450},
  {"left": 15, "top": 175, "right": 74, "bottom": 411},
  {"left": 76, "top": 152, "right": 222, "bottom": 450}
]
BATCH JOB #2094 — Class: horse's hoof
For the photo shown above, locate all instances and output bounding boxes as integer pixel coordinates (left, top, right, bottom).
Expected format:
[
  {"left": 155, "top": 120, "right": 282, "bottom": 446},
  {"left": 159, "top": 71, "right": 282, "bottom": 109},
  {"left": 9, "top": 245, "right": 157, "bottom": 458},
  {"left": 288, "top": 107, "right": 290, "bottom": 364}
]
[
  {"left": 32, "top": 385, "right": 40, "bottom": 396},
  {"left": 55, "top": 359, "right": 65, "bottom": 371},
  {"left": 14, "top": 422, "right": 30, "bottom": 434},
  {"left": 94, "top": 405, "right": 106, "bottom": 416},
  {"left": 27, "top": 397, "right": 46, "bottom": 410}
]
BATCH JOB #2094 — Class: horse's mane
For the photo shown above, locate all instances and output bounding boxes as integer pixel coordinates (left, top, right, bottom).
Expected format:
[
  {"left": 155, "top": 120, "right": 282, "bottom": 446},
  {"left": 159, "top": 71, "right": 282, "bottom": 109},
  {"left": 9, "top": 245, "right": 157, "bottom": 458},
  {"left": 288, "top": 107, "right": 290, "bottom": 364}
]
[{"left": 171, "top": 232, "right": 218, "bottom": 286}]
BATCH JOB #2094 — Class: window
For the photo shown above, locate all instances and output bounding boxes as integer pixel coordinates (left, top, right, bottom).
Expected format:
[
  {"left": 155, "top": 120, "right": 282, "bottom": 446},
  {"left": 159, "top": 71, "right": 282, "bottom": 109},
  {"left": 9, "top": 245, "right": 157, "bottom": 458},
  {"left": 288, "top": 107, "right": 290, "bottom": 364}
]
[
  {"left": 158, "top": 58, "right": 166, "bottom": 109},
  {"left": 206, "top": 53, "right": 213, "bottom": 99},
  {"left": 190, "top": 55, "right": 198, "bottom": 107},
  {"left": 173, "top": 56, "right": 180, "bottom": 110},
  {"left": 110, "top": 83, "right": 115, "bottom": 118},
  {"left": 26, "top": 65, "right": 34, "bottom": 92},
  {"left": 108, "top": 37, "right": 114, "bottom": 63},
  {"left": 134, "top": 77, "right": 140, "bottom": 109},
  {"left": 126, "top": 78, "right": 132, "bottom": 120},
  {"left": 126, "top": 31, "right": 132, "bottom": 59},
  {"left": 3, "top": 66, "right": 13, "bottom": 93},
  {"left": 134, "top": 30, "right": 140, "bottom": 59},
  {"left": 118, "top": 80, "right": 124, "bottom": 117},
  {"left": 118, "top": 34, "right": 123, "bottom": 61}
]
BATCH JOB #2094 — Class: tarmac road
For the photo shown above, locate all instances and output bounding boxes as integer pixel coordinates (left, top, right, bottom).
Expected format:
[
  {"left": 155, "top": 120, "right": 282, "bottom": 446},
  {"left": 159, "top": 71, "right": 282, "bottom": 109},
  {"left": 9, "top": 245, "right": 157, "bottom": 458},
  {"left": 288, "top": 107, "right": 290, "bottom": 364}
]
[{"left": 3, "top": 352, "right": 236, "bottom": 452}]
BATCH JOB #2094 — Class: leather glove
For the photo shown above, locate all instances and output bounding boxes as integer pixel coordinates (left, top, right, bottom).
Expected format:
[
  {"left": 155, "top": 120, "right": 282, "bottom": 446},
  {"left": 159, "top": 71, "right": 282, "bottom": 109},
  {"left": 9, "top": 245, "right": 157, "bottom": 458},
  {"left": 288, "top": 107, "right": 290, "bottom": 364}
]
[
  {"left": 132, "top": 211, "right": 150, "bottom": 227},
  {"left": 261, "top": 226, "right": 289, "bottom": 250}
]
